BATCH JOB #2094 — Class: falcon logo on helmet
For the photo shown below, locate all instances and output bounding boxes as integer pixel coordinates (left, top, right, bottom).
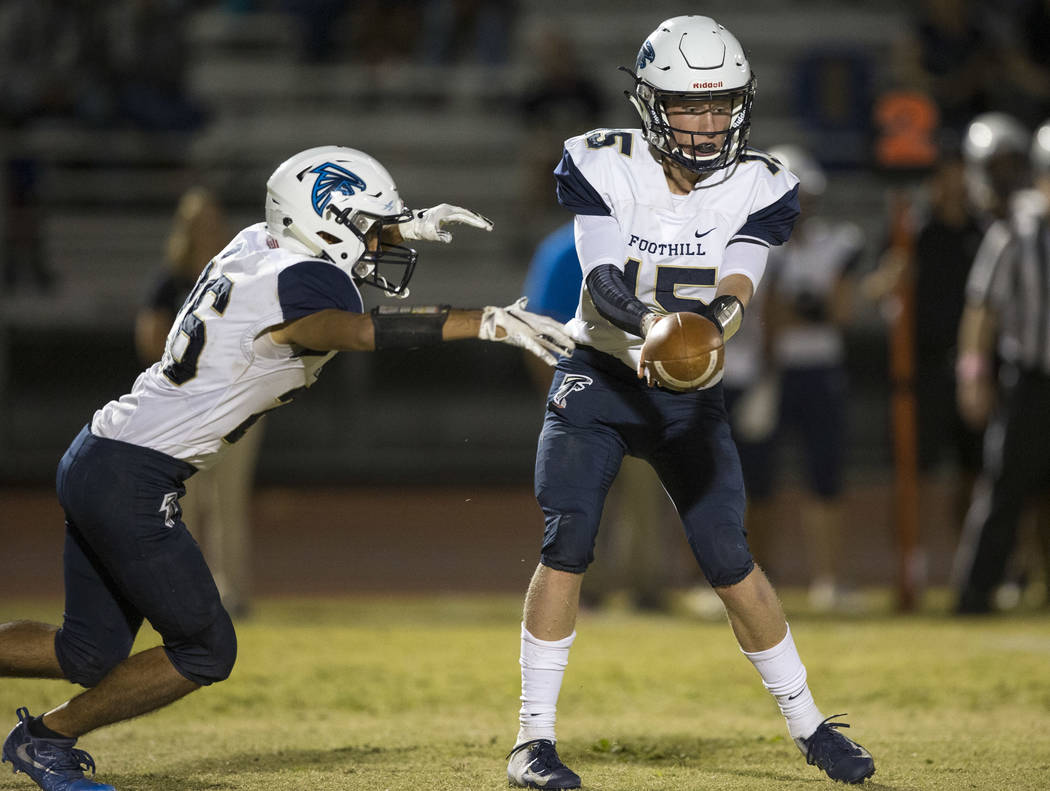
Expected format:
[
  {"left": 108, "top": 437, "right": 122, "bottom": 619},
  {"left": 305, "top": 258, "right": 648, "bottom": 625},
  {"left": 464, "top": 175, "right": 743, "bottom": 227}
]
[
  {"left": 306, "top": 163, "right": 368, "bottom": 216},
  {"left": 637, "top": 41, "right": 655, "bottom": 71}
]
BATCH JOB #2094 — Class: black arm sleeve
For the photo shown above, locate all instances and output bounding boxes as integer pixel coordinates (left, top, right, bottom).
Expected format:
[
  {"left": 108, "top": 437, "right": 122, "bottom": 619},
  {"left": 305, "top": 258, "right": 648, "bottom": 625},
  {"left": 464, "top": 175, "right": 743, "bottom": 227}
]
[{"left": 585, "top": 264, "right": 651, "bottom": 337}]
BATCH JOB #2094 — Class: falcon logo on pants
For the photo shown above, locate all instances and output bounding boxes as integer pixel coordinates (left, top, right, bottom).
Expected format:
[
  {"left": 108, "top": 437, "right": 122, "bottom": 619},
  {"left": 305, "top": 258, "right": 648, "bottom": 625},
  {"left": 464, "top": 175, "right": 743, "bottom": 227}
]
[{"left": 552, "top": 374, "right": 593, "bottom": 408}]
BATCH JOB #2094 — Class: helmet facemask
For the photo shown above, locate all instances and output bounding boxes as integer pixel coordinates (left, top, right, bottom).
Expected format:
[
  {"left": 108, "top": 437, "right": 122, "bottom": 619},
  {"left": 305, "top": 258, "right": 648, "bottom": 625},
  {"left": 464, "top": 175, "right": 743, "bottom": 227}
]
[
  {"left": 628, "top": 73, "right": 756, "bottom": 175},
  {"left": 325, "top": 201, "right": 417, "bottom": 297}
]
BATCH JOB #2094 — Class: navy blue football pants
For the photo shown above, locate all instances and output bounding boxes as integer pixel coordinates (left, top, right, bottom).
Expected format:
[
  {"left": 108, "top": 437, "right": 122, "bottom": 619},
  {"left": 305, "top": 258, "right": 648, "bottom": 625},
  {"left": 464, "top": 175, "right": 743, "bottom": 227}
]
[
  {"left": 536, "top": 347, "right": 753, "bottom": 587},
  {"left": 53, "top": 425, "right": 236, "bottom": 687},
  {"left": 725, "top": 364, "right": 847, "bottom": 501}
]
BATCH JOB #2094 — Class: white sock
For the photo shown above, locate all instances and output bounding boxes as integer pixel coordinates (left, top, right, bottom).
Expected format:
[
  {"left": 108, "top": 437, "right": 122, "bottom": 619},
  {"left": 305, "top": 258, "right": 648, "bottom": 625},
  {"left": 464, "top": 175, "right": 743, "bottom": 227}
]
[
  {"left": 742, "top": 625, "right": 825, "bottom": 740},
  {"left": 516, "top": 623, "right": 575, "bottom": 745}
]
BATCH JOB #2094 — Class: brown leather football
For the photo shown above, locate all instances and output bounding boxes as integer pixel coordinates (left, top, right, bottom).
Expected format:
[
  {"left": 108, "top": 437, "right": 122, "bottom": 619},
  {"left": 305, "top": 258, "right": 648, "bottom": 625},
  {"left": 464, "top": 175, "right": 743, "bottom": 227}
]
[{"left": 641, "top": 312, "right": 725, "bottom": 391}]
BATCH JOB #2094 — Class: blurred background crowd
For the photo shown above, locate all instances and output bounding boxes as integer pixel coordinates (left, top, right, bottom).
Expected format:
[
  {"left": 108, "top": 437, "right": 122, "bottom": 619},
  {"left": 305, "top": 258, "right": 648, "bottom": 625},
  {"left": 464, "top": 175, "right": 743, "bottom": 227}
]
[{"left": 2, "top": 0, "right": 1050, "bottom": 614}]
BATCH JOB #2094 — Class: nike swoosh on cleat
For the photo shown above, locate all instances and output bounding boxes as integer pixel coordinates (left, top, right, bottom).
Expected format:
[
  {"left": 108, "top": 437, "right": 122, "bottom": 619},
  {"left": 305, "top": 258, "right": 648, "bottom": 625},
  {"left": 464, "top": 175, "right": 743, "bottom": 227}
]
[
  {"left": 15, "top": 744, "right": 52, "bottom": 773},
  {"left": 523, "top": 767, "right": 553, "bottom": 787},
  {"left": 695, "top": 228, "right": 715, "bottom": 238}
]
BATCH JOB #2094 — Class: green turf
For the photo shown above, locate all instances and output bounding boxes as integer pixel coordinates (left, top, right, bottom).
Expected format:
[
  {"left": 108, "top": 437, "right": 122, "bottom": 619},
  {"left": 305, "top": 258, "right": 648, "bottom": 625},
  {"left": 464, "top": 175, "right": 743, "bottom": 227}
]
[{"left": 1, "top": 593, "right": 1048, "bottom": 790}]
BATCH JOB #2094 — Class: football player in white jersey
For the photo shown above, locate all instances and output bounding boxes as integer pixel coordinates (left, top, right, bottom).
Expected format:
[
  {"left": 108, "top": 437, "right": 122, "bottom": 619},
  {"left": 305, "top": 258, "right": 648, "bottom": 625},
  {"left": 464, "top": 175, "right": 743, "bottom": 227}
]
[
  {"left": 506, "top": 17, "right": 875, "bottom": 788},
  {"left": 756, "top": 144, "right": 865, "bottom": 611},
  {"left": 0, "top": 146, "right": 574, "bottom": 791}
]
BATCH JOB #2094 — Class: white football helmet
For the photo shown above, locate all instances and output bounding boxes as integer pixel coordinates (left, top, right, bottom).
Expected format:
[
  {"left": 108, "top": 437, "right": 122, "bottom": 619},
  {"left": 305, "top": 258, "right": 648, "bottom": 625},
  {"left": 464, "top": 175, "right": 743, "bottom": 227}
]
[
  {"left": 1031, "top": 118, "right": 1050, "bottom": 174},
  {"left": 962, "top": 113, "right": 1030, "bottom": 213},
  {"left": 265, "top": 145, "right": 417, "bottom": 296},
  {"left": 624, "top": 15, "right": 755, "bottom": 174},
  {"left": 962, "top": 112, "right": 1029, "bottom": 166},
  {"left": 766, "top": 144, "right": 826, "bottom": 197}
]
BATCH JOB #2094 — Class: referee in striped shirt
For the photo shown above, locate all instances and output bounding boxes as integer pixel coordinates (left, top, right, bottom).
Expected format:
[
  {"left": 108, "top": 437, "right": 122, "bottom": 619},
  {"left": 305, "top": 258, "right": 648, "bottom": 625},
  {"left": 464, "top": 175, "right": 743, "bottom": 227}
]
[{"left": 953, "top": 119, "right": 1050, "bottom": 614}]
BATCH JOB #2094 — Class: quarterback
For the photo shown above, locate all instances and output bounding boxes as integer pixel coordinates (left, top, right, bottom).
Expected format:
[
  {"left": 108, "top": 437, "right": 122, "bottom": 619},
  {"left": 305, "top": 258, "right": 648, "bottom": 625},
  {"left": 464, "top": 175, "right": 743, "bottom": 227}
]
[
  {"left": 505, "top": 16, "right": 875, "bottom": 788},
  {"left": 0, "top": 145, "right": 573, "bottom": 791}
]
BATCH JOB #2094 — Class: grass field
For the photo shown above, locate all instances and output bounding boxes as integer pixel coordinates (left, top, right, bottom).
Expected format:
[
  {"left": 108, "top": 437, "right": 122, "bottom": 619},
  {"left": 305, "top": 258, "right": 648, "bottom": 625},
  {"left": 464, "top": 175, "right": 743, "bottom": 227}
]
[{"left": 0, "top": 593, "right": 1048, "bottom": 791}]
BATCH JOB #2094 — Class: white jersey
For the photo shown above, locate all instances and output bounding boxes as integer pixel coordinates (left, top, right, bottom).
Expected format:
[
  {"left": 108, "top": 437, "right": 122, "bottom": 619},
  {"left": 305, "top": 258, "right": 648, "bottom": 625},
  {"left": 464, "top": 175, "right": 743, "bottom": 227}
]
[
  {"left": 554, "top": 128, "right": 799, "bottom": 370},
  {"left": 92, "top": 223, "right": 363, "bottom": 469},
  {"left": 768, "top": 216, "right": 864, "bottom": 368}
]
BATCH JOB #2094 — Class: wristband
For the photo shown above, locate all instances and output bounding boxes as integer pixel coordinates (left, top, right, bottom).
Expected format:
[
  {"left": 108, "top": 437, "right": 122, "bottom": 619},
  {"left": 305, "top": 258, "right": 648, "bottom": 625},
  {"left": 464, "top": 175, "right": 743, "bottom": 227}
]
[
  {"left": 956, "top": 352, "right": 990, "bottom": 382},
  {"left": 640, "top": 312, "right": 661, "bottom": 337},
  {"left": 371, "top": 304, "right": 450, "bottom": 349},
  {"left": 706, "top": 295, "right": 744, "bottom": 341}
]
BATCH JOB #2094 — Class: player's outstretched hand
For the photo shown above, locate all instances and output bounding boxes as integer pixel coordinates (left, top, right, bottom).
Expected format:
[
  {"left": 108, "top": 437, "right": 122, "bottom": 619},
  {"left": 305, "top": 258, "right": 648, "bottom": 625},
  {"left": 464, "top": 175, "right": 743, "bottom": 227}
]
[
  {"left": 479, "top": 297, "right": 575, "bottom": 366},
  {"left": 399, "top": 204, "right": 494, "bottom": 243}
]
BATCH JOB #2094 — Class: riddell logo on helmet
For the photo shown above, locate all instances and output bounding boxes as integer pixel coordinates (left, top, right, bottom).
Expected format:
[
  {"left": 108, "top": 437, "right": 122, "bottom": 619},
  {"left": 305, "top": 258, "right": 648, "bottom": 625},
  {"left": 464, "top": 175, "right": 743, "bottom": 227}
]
[{"left": 693, "top": 81, "right": 724, "bottom": 89}]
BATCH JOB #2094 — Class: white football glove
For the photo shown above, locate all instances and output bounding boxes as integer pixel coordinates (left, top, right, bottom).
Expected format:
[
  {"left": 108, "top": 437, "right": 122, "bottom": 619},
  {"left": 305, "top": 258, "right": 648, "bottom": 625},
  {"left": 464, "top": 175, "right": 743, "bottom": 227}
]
[
  {"left": 479, "top": 297, "right": 575, "bottom": 366},
  {"left": 398, "top": 203, "right": 494, "bottom": 243}
]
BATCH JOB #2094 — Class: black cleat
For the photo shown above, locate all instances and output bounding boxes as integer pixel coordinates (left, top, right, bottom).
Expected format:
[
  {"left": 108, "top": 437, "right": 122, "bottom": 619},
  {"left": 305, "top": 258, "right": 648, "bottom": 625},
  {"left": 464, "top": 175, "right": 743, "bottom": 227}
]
[
  {"left": 506, "top": 739, "right": 581, "bottom": 789},
  {"left": 795, "top": 715, "right": 875, "bottom": 784}
]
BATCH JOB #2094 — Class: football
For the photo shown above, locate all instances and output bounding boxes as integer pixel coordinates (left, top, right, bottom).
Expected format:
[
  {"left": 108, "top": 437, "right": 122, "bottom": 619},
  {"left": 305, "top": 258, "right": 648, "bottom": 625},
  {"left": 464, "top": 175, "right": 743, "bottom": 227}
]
[{"left": 641, "top": 312, "right": 724, "bottom": 391}]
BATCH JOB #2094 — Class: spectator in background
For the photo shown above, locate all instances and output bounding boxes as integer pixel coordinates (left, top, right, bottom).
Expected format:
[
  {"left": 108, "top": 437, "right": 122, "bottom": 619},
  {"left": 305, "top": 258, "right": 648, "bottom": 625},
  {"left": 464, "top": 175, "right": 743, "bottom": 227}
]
[
  {"left": 0, "top": 0, "right": 116, "bottom": 296},
  {"left": 517, "top": 25, "right": 605, "bottom": 246},
  {"left": 346, "top": 1, "right": 422, "bottom": 67},
  {"left": 521, "top": 223, "right": 680, "bottom": 612},
  {"left": 136, "top": 187, "right": 259, "bottom": 617},
  {"left": 892, "top": 0, "right": 991, "bottom": 134},
  {"left": 721, "top": 259, "right": 777, "bottom": 575},
  {"left": 420, "top": 0, "right": 517, "bottom": 66},
  {"left": 953, "top": 119, "right": 1050, "bottom": 613},
  {"left": 749, "top": 145, "right": 865, "bottom": 611},
  {"left": 519, "top": 27, "right": 605, "bottom": 131},
  {"left": 105, "top": 0, "right": 207, "bottom": 131},
  {"left": 2, "top": 158, "right": 52, "bottom": 294},
  {"left": 912, "top": 148, "right": 985, "bottom": 539},
  {"left": 983, "top": 0, "right": 1050, "bottom": 127},
  {"left": 281, "top": 0, "right": 349, "bottom": 63},
  {"left": 0, "top": 0, "right": 113, "bottom": 127}
]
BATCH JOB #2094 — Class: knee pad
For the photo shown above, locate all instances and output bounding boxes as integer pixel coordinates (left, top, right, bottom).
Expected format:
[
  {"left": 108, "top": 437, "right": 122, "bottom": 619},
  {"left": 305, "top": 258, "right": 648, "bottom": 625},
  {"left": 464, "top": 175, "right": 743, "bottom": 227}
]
[
  {"left": 55, "top": 627, "right": 133, "bottom": 688},
  {"left": 687, "top": 520, "right": 755, "bottom": 588},
  {"left": 164, "top": 609, "right": 237, "bottom": 685},
  {"left": 538, "top": 510, "right": 600, "bottom": 573}
]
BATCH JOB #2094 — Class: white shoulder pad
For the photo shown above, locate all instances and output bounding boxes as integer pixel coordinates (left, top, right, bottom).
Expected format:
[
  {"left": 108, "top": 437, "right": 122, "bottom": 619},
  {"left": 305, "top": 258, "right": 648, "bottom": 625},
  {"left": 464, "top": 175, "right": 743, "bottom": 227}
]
[
  {"left": 556, "top": 129, "right": 642, "bottom": 217},
  {"left": 738, "top": 148, "right": 801, "bottom": 211}
]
